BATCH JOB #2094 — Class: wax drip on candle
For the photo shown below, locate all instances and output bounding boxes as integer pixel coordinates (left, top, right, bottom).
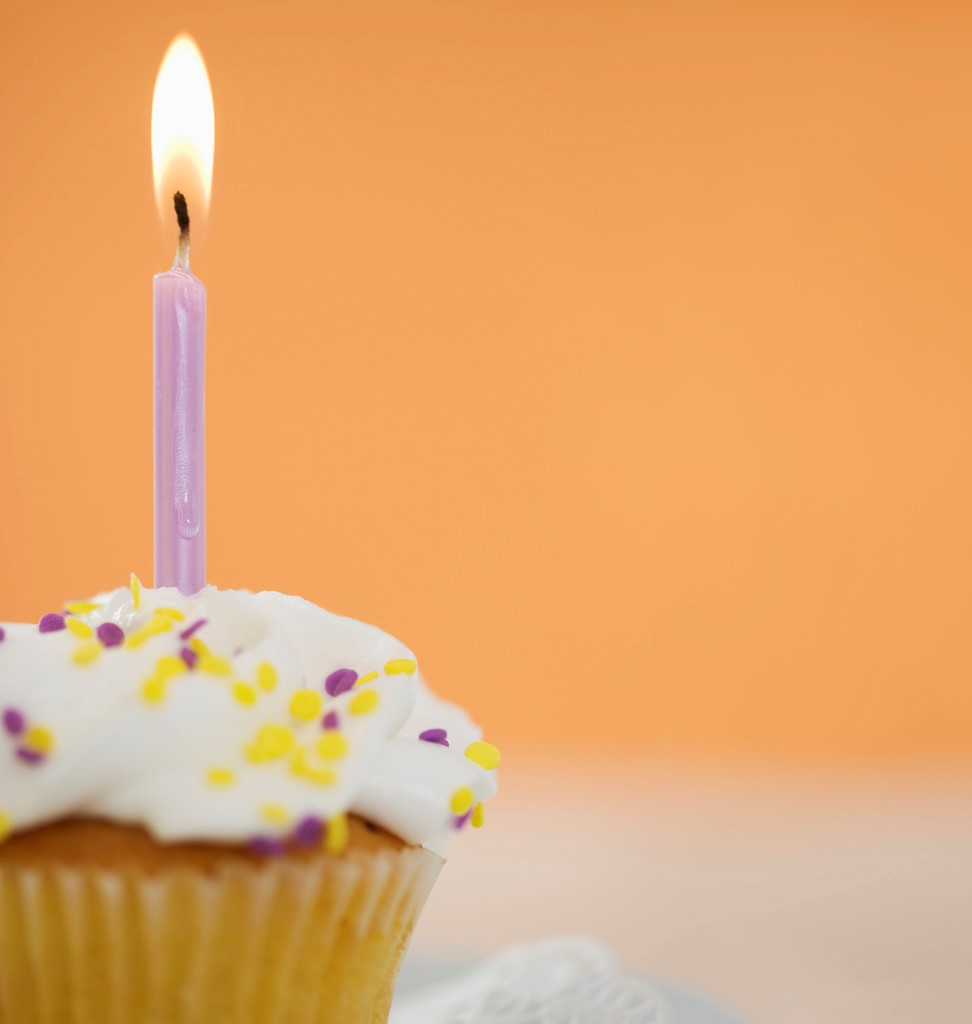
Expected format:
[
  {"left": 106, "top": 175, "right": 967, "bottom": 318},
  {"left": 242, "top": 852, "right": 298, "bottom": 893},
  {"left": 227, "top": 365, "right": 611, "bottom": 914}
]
[{"left": 172, "top": 191, "right": 191, "bottom": 271}]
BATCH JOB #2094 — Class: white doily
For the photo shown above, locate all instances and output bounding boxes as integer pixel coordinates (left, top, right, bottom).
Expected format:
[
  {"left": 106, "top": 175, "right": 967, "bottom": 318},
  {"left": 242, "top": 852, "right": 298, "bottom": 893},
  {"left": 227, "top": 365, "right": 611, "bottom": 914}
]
[{"left": 390, "top": 937, "right": 675, "bottom": 1024}]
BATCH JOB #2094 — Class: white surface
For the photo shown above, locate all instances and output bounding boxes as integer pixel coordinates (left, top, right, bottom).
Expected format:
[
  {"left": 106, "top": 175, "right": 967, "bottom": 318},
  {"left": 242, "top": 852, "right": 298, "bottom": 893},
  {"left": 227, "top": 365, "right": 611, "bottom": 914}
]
[
  {"left": 392, "top": 938, "right": 678, "bottom": 1023},
  {"left": 408, "top": 757, "right": 972, "bottom": 1024}
]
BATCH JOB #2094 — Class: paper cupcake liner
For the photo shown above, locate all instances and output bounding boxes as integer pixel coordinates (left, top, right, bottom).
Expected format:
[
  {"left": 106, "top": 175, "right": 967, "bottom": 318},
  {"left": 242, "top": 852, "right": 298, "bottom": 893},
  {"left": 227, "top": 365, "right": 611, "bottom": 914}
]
[{"left": 0, "top": 843, "right": 442, "bottom": 1024}]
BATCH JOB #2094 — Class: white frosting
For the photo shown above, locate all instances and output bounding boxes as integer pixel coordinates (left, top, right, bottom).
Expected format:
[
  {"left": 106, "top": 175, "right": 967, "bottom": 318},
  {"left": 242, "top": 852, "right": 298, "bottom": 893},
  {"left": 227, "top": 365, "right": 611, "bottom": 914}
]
[{"left": 0, "top": 585, "right": 497, "bottom": 855}]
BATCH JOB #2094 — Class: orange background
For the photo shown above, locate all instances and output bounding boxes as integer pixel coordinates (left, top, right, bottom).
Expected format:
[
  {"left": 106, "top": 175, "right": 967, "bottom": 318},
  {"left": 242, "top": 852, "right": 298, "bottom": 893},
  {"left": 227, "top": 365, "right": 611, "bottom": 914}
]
[{"left": 1, "top": 0, "right": 971, "bottom": 761}]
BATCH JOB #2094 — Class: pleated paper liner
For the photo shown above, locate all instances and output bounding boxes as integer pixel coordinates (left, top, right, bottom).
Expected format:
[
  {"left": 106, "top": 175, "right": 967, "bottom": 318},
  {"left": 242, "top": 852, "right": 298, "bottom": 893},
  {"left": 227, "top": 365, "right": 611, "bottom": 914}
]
[{"left": 0, "top": 838, "right": 442, "bottom": 1024}]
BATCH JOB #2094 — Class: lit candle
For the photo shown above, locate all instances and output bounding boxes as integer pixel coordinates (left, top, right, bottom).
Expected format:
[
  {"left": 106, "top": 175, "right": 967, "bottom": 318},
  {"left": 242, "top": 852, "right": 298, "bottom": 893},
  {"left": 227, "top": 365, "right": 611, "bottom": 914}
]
[{"left": 151, "top": 36, "right": 214, "bottom": 594}]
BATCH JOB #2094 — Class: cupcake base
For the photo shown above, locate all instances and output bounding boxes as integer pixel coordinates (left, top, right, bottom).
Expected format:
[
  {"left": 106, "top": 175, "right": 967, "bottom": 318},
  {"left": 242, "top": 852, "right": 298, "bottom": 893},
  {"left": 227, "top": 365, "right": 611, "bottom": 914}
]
[{"left": 0, "top": 817, "right": 442, "bottom": 1024}]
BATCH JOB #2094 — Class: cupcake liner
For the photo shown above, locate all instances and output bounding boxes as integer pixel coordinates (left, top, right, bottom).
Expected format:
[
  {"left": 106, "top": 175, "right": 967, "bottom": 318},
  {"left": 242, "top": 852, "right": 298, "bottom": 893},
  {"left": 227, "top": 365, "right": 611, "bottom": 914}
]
[{"left": 0, "top": 844, "right": 442, "bottom": 1024}]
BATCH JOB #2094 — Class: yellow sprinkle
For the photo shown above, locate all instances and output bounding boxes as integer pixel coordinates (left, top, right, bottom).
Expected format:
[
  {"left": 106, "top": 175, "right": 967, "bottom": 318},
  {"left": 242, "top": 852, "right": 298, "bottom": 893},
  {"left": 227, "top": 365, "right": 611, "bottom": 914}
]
[
  {"left": 348, "top": 689, "right": 380, "bottom": 716},
  {"left": 0, "top": 812, "right": 10, "bottom": 843},
  {"left": 289, "top": 689, "right": 323, "bottom": 721},
  {"left": 66, "top": 618, "right": 94, "bottom": 639},
  {"left": 355, "top": 671, "right": 379, "bottom": 687},
  {"left": 245, "top": 724, "right": 295, "bottom": 762},
  {"left": 141, "top": 678, "right": 167, "bottom": 703},
  {"left": 125, "top": 629, "right": 150, "bottom": 650},
  {"left": 71, "top": 641, "right": 101, "bottom": 666},
  {"left": 155, "top": 654, "right": 188, "bottom": 681},
  {"left": 206, "top": 767, "right": 235, "bottom": 786},
  {"left": 155, "top": 607, "right": 186, "bottom": 622},
  {"left": 130, "top": 573, "right": 142, "bottom": 610},
  {"left": 326, "top": 813, "right": 349, "bottom": 853},
  {"left": 24, "top": 726, "right": 54, "bottom": 755},
  {"left": 450, "top": 786, "right": 474, "bottom": 816},
  {"left": 199, "top": 654, "right": 232, "bottom": 676},
  {"left": 125, "top": 617, "right": 172, "bottom": 649},
  {"left": 316, "top": 732, "right": 349, "bottom": 761},
  {"left": 256, "top": 662, "right": 278, "bottom": 692},
  {"left": 64, "top": 600, "right": 99, "bottom": 615},
  {"left": 188, "top": 636, "right": 211, "bottom": 656},
  {"left": 232, "top": 682, "right": 257, "bottom": 706},
  {"left": 472, "top": 803, "right": 485, "bottom": 828},
  {"left": 260, "top": 803, "right": 290, "bottom": 825},
  {"left": 464, "top": 741, "right": 501, "bottom": 771},
  {"left": 290, "top": 748, "right": 337, "bottom": 786},
  {"left": 384, "top": 658, "right": 417, "bottom": 676}
]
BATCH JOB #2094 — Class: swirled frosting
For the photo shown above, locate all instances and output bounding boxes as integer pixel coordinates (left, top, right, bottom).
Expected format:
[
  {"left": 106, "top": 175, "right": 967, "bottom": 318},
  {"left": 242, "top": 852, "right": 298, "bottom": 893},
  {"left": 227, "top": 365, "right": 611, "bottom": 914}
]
[{"left": 0, "top": 582, "right": 498, "bottom": 855}]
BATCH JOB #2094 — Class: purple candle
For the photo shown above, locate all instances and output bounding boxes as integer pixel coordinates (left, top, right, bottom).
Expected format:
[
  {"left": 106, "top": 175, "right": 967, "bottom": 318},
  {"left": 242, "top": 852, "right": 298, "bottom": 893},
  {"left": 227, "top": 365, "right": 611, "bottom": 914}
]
[{"left": 154, "top": 192, "right": 206, "bottom": 595}]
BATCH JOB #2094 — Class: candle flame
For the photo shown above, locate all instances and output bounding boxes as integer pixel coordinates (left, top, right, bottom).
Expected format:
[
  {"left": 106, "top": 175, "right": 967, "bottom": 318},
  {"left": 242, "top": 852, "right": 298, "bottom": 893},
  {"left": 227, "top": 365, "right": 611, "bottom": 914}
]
[{"left": 152, "top": 34, "right": 214, "bottom": 229}]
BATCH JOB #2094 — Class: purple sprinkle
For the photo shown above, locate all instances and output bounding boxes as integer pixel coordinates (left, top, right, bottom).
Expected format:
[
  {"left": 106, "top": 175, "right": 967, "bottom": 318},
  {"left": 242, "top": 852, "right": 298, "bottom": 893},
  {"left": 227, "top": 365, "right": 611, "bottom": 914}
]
[
  {"left": 249, "top": 835, "right": 287, "bottom": 857},
  {"left": 293, "top": 815, "right": 324, "bottom": 847},
  {"left": 179, "top": 646, "right": 199, "bottom": 669},
  {"left": 15, "top": 747, "right": 44, "bottom": 766},
  {"left": 38, "top": 613, "right": 66, "bottom": 633},
  {"left": 419, "top": 728, "right": 449, "bottom": 747},
  {"left": 3, "top": 708, "right": 25, "bottom": 736},
  {"left": 321, "top": 710, "right": 340, "bottom": 730},
  {"left": 325, "top": 668, "right": 358, "bottom": 697},
  {"left": 179, "top": 618, "right": 207, "bottom": 641},
  {"left": 96, "top": 622, "right": 125, "bottom": 648},
  {"left": 453, "top": 810, "right": 472, "bottom": 830},
  {"left": 0, "top": 626, "right": 6, "bottom": 642}
]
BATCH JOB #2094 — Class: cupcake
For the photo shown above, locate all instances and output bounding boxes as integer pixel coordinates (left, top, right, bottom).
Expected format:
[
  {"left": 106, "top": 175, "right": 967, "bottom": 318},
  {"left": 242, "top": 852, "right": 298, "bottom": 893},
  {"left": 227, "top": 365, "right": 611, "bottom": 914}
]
[{"left": 0, "top": 578, "right": 499, "bottom": 1023}]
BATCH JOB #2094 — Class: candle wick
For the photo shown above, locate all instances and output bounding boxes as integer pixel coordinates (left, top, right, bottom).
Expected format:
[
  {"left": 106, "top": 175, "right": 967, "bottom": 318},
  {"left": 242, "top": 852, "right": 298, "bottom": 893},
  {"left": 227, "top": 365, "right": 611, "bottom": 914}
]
[{"left": 172, "top": 191, "right": 191, "bottom": 271}]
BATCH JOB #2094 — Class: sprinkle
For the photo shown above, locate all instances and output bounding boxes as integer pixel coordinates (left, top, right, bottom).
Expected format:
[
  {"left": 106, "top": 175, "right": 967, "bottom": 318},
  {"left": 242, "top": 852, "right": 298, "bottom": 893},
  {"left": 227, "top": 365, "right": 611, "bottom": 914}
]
[
  {"left": 321, "top": 711, "right": 340, "bottom": 730},
  {"left": 316, "top": 732, "right": 349, "bottom": 761},
  {"left": 179, "top": 646, "right": 198, "bottom": 669},
  {"left": 66, "top": 618, "right": 94, "bottom": 639},
  {"left": 97, "top": 622, "right": 125, "bottom": 648},
  {"left": 0, "top": 812, "right": 9, "bottom": 842},
  {"left": 290, "top": 749, "right": 338, "bottom": 786},
  {"left": 188, "top": 636, "right": 210, "bottom": 656},
  {"left": 384, "top": 658, "right": 417, "bottom": 676},
  {"left": 15, "top": 748, "right": 44, "bottom": 765},
  {"left": 348, "top": 689, "right": 380, "bottom": 716},
  {"left": 180, "top": 618, "right": 207, "bottom": 641},
  {"left": 249, "top": 836, "right": 286, "bottom": 856},
  {"left": 325, "top": 813, "right": 349, "bottom": 853},
  {"left": 450, "top": 786, "right": 474, "bottom": 816},
  {"left": 419, "top": 728, "right": 449, "bottom": 746},
  {"left": 453, "top": 810, "right": 472, "bottom": 830},
  {"left": 260, "top": 803, "right": 290, "bottom": 825},
  {"left": 245, "top": 724, "right": 295, "bottom": 762},
  {"left": 256, "top": 662, "right": 278, "bottom": 692},
  {"left": 199, "top": 654, "right": 232, "bottom": 676},
  {"left": 64, "top": 600, "right": 99, "bottom": 615},
  {"left": 71, "top": 641, "right": 102, "bottom": 666},
  {"left": 23, "top": 726, "right": 53, "bottom": 755},
  {"left": 324, "top": 668, "right": 357, "bottom": 697},
  {"left": 154, "top": 655, "right": 186, "bottom": 681},
  {"left": 294, "top": 815, "right": 324, "bottom": 847},
  {"left": 38, "top": 613, "right": 66, "bottom": 633},
  {"left": 232, "top": 682, "right": 257, "bottom": 706},
  {"left": 464, "top": 741, "right": 501, "bottom": 771},
  {"left": 472, "top": 803, "right": 485, "bottom": 828},
  {"left": 206, "top": 767, "right": 235, "bottom": 786},
  {"left": 125, "top": 617, "right": 173, "bottom": 649},
  {"left": 355, "top": 670, "right": 379, "bottom": 687},
  {"left": 141, "top": 678, "right": 167, "bottom": 703},
  {"left": 130, "top": 573, "right": 142, "bottom": 609},
  {"left": 155, "top": 607, "right": 186, "bottom": 622},
  {"left": 2, "top": 709, "right": 25, "bottom": 736},
  {"left": 289, "top": 689, "right": 323, "bottom": 721}
]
